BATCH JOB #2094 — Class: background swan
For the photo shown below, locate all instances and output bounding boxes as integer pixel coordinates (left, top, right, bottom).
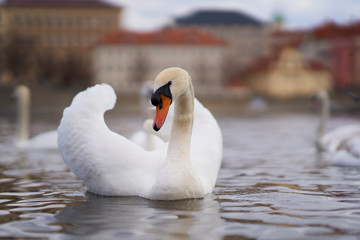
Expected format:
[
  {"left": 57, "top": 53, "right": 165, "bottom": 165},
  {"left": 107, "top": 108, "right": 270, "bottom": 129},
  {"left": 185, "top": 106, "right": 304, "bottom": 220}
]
[
  {"left": 14, "top": 85, "right": 58, "bottom": 150},
  {"left": 129, "top": 81, "right": 164, "bottom": 150},
  {"left": 57, "top": 67, "right": 222, "bottom": 200},
  {"left": 313, "top": 90, "right": 360, "bottom": 166}
]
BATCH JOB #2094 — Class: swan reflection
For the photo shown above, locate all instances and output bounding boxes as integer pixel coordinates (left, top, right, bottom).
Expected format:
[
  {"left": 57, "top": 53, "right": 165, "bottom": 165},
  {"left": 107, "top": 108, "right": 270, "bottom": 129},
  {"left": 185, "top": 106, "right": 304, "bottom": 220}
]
[{"left": 55, "top": 193, "right": 225, "bottom": 239}]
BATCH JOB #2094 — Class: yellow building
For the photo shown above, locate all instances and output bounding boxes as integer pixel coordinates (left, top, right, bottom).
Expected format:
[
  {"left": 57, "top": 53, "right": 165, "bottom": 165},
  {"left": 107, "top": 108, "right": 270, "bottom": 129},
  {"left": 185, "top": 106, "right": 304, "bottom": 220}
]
[
  {"left": 0, "top": 0, "right": 122, "bottom": 86},
  {"left": 0, "top": 0, "right": 121, "bottom": 49},
  {"left": 242, "top": 47, "right": 331, "bottom": 99}
]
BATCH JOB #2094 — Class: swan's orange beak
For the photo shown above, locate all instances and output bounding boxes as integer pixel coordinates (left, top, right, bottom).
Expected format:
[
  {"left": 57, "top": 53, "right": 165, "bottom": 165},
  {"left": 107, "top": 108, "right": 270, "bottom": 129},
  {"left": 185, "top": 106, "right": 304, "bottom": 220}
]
[{"left": 153, "top": 94, "right": 171, "bottom": 131}]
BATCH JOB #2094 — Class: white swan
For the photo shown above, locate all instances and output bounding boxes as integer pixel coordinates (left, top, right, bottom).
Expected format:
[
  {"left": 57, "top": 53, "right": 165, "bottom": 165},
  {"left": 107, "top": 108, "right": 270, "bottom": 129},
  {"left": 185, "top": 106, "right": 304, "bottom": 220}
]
[
  {"left": 314, "top": 90, "right": 360, "bottom": 166},
  {"left": 14, "top": 85, "right": 58, "bottom": 150},
  {"left": 129, "top": 119, "right": 164, "bottom": 151},
  {"left": 57, "top": 67, "right": 223, "bottom": 200}
]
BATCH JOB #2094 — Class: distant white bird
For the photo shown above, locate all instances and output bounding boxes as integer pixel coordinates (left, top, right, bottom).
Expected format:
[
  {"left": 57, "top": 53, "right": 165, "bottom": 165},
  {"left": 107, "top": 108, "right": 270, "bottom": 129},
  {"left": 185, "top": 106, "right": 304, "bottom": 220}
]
[
  {"left": 129, "top": 119, "right": 164, "bottom": 151},
  {"left": 129, "top": 81, "right": 164, "bottom": 151},
  {"left": 57, "top": 67, "right": 223, "bottom": 200},
  {"left": 14, "top": 85, "right": 58, "bottom": 150},
  {"left": 314, "top": 90, "right": 360, "bottom": 166}
]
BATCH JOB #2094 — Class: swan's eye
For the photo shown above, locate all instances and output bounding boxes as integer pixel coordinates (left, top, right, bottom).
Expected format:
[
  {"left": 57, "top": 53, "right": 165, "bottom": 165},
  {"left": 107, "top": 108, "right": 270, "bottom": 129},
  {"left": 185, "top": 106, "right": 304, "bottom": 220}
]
[{"left": 168, "top": 81, "right": 172, "bottom": 86}]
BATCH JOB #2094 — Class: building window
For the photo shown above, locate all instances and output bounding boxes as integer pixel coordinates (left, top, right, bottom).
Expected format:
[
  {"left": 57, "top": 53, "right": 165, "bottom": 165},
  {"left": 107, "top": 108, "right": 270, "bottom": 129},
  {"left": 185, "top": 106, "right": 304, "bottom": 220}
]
[
  {"left": 35, "top": 16, "right": 42, "bottom": 27},
  {"left": 57, "top": 36, "right": 62, "bottom": 45},
  {"left": 67, "top": 36, "right": 73, "bottom": 46},
  {"left": 57, "top": 17, "right": 63, "bottom": 27},
  {"left": 13, "top": 15, "right": 21, "bottom": 25},
  {"left": 66, "top": 17, "right": 73, "bottom": 27},
  {"left": 47, "top": 36, "right": 52, "bottom": 46},
  {"left": 106, "top": 18, "right": 113, "bottom": 26},
  {"left": 77, "top": 17, "right": 83, "bottom": 27},
  {"left": 26, "top": 15, "right": 33, "bottom": 27},
  {"left": 77, "top": 36, "right": 82, "bottom": 45},
  {"left": 46, "top": 16, "right": 52, "bottom": 27}
]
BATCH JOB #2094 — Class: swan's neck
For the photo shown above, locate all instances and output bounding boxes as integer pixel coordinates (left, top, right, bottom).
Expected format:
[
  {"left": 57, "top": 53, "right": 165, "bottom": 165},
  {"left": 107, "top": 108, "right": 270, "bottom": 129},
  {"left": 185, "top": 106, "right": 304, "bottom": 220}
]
[
  {"left": 317, "top": 94, "right": 330, "bottom": 143},
  {"left": 16, "top": 90, "right": 30, "bottom": 145},
  {"left": 167, "top": 81, "right": 194, "bottom": 162}
]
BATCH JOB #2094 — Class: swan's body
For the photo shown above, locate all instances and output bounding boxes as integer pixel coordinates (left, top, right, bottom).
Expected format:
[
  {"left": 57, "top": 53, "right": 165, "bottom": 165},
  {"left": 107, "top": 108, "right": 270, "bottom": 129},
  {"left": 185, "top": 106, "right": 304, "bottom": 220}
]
[
  {"left": 315, "top": 90, "right": 360, "bottom": 166},
  {"left": 14, "top": 85, "right": 58, "bottom": 150},
  {"left": 331, "top": 136, "right": 360, "bottom": 166},
  {"left": 58, "top": 67, "right": 222, "bottom": 200}
]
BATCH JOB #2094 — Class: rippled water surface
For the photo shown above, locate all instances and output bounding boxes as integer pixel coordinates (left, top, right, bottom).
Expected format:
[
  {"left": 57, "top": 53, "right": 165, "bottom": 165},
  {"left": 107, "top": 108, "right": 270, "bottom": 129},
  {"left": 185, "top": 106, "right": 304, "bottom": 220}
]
[{"left": 1, "top": 111, "right": 360, "bottom": 239}]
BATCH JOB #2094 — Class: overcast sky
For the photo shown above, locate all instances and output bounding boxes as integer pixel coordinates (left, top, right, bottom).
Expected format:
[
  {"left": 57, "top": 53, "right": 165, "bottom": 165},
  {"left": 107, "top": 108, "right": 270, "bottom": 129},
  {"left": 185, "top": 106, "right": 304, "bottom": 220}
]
[{"left": 108, "top": 0, "right": 360, "bottom": 31}]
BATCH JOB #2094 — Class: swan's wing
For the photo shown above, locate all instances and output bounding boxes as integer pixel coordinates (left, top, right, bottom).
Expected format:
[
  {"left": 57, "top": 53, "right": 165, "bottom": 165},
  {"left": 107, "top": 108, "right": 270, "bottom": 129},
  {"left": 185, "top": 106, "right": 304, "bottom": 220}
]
[
  {"left": 331, "top": 136, "right": 360, "bottom": 166},
  {"left": 58, "top": 84, "right": 166, "bottom": 196},
  {"left": 321, "top": 124, "right": 360, "bottom": 153}
]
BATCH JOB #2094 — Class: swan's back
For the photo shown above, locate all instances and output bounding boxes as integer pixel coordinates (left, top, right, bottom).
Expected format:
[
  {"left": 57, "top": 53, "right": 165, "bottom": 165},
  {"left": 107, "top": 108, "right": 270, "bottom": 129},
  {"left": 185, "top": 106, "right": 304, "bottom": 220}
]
[{"left": 320, "top": 124, "right": 360, "bottom": 153}]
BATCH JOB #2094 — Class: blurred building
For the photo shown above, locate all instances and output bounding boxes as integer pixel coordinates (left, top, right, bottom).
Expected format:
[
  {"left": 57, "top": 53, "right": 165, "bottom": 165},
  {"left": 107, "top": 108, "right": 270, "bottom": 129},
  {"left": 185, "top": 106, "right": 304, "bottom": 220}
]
[
  {"left": 239, "top": 46, "right": 331, "bottom": 99},
  {"left": 272, "top": 21, "right": 360, "bottom": 91},
  {"left": 173, "top": 10, "right": 271, "bottom": 77},
  {"left": 93, "top": 28, "right": 227, "bottom": 93},
  {"left": 0, "top": 0, "right": 122, "bottom": 86}
]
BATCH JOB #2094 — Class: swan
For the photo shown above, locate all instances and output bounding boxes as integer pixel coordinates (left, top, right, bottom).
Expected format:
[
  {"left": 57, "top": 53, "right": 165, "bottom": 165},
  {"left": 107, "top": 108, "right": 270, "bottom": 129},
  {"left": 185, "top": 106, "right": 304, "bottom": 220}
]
[
  {"left": 14, "top": 85, "right": 58, "bottom": 150},
  {"left": 313, "top": 90, "right": 360, "bottom": 166},
  {"left": 129, "top": 119, "right": 164, "bottom": 151},
  {"left": 57, "top": 67, "right": 223, "bottom": 200}
]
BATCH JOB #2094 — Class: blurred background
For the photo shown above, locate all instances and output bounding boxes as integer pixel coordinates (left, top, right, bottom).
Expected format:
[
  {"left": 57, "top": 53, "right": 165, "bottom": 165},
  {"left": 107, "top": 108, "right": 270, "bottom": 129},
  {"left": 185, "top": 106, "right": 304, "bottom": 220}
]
[
  {"left": 1, "top": 2, "right": 360, "bottom": 238},
  {"left": 0, "top": 0, "right": 360, "bottom": 113}
]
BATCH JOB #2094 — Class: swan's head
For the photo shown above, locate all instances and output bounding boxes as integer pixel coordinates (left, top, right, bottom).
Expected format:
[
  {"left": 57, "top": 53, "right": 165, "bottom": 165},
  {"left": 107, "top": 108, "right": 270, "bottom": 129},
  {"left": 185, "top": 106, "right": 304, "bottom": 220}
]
[
  {"left": 311, "top": 89, "right": 329, "bottom": 105},
  {"left": 151, "top": 67, "right": 190, "bottom": 131},
  {"left": 14, "top": 85, "right": 30, "bottom": 102}
]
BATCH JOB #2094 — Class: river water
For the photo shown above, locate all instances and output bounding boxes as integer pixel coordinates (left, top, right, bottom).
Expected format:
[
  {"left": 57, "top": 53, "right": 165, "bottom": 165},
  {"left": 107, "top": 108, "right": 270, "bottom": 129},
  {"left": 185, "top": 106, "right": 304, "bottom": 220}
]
[{"left": 0, "top": 109, "right": 359, "bottom": 239}]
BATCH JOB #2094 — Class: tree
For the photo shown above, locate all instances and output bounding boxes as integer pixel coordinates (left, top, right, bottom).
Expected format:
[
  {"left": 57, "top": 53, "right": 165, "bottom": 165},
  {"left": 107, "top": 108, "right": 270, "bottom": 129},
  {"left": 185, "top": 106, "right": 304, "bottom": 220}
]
[
  {"left": 36, "top": 50, "right": 58, "bottom": 86},
  {"left": 2, "top": 31, "right": 37, "bottom": 86}
]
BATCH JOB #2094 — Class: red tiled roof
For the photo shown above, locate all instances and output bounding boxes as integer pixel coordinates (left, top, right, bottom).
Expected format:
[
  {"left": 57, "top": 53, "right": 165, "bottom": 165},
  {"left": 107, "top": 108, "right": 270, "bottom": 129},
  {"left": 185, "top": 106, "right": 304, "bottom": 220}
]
[
  {"left": 97, "top": 28, "right": 227, "bottom": 46},
  {"left": 312, "top": 21, "right": 360, "bottom": 39},
  {"left": 270, "top": 21, "right": 360, "bottom": 41},
  {"left": 241, "top": 53, "right": 278, "bottom": 76},
  {"left": 3, "top": 0, "right": 120, "bottom": 8}
]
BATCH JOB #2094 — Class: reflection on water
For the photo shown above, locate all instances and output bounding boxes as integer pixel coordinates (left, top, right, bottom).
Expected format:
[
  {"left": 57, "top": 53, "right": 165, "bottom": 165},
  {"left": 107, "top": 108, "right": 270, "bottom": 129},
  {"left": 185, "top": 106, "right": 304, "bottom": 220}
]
[
  {"left": 56, "top": 194, "right": 224, "bottom": 239},
  {"left": 0, "top": 112, "right": 360, "bottom": 239}
]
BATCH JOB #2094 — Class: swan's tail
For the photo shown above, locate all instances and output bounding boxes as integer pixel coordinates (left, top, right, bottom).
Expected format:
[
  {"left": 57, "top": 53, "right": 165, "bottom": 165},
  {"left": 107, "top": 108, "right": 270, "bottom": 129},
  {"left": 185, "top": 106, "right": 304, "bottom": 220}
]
[
  {"left": 57, "top": 84, "right": 117, "bottom": 179},
  {"left": 68, "top": 84, "right": 116, "bottom": 114}
]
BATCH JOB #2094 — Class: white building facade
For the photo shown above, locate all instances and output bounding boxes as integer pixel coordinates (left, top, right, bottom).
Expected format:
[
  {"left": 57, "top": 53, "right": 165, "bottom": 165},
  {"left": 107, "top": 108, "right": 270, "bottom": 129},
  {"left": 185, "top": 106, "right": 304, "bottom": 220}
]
[{"left": 92, "top": 28, "right": 227, "bottom": 93}]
